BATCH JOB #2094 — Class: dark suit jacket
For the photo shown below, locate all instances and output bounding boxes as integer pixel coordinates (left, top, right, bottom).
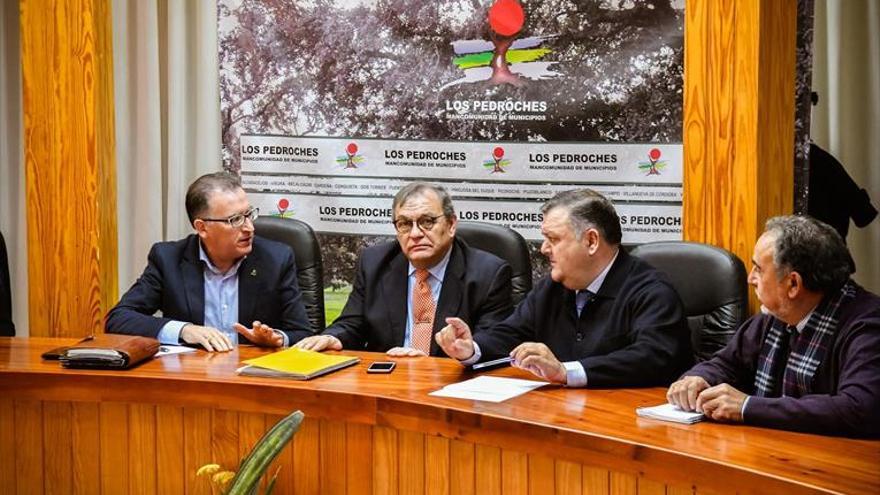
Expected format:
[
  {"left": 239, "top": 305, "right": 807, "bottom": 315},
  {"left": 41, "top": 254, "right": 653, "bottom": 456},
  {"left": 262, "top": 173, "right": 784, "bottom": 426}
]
[
  {"left": 324, "top": 238, "right": 514, "bottom": 356},
  {"left": 474, "top": 249, "right": 692, "bottom": 387},
  {"left": 0, "top": 231, "right": 13, "bottom": 336},
  {"left": 105, "top": 235, "right": 312, "bottom": 344}
]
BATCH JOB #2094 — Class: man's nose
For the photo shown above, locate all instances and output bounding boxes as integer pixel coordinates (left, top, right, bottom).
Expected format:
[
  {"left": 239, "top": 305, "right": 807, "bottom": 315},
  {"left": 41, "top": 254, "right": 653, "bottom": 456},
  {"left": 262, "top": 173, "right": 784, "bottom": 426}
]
[{"left": 540, "top": 240, "right": 550, "bottom": 255}]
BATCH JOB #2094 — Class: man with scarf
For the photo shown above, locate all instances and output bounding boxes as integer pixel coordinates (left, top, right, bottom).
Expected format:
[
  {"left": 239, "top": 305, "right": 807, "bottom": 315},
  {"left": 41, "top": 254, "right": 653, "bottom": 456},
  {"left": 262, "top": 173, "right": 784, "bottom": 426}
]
[{"left": 667, "top": 215, "right": 880, "bottom": 437}]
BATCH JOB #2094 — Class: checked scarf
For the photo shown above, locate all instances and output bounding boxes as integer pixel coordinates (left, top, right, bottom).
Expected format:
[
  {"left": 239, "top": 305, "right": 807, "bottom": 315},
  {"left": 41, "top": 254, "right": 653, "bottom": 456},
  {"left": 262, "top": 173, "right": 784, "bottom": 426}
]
[{"left": 754, "top": 280, "right": 856, "bottom": 397}]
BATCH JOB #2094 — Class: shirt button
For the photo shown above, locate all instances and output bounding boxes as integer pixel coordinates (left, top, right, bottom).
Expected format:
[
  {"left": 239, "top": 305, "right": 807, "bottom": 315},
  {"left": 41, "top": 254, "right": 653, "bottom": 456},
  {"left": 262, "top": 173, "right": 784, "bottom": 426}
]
[{"left": 576, "top": 332, "right": 584, "bottom": 342}]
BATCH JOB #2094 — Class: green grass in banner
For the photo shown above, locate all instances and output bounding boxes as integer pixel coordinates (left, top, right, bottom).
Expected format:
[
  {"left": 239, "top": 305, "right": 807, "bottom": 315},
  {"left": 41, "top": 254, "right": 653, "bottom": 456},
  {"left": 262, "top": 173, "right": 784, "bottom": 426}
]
[{"left": 324, "top": 286, "right": 352, "bottom": 325}]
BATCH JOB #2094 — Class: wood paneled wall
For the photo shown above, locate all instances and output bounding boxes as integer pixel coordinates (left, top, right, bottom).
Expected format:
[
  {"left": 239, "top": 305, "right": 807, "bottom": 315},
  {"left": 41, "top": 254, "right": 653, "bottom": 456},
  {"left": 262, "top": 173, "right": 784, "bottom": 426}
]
[
  {"left": 683, "top": 0, "right": 797, "bottom": 300},
  {"left": 0, "top": 399, "right": 702, "bottom": 495},
  {"left": 19, "top": 0, "right": 118, "bottom": 337}
]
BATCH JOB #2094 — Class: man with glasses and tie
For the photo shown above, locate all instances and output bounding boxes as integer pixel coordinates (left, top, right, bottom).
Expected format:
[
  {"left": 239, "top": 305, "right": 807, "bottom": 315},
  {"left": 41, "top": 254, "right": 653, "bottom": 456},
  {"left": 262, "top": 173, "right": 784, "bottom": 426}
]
[
  {"left": 436, "top": 189, "right": 691, "bottom": 387},
  {"left": 295, "top": 182, "right": 513, "bottom": 357},
  {"left": 106, "top": 172, "right": 312, "bottom": 351},
  {"left": 667, "top": 216, "right": 880, "bottom": 436}
]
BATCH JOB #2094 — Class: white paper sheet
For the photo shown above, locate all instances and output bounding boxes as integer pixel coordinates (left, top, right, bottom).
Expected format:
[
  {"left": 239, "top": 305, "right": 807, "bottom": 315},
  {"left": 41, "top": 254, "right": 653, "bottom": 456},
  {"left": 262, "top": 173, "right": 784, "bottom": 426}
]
[
  {"left": 636, "top": 403, "right": 704, "bottom": 424},
  {"left": 429, "top": 376, "right": 549, "bottom": 403}
]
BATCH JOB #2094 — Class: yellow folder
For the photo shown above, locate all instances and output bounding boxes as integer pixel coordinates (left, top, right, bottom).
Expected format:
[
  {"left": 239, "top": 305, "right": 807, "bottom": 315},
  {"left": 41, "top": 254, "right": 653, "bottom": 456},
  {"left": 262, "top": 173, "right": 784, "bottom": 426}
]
[{"left": 237, "top": 348, "right": 360, "bottom": 380}]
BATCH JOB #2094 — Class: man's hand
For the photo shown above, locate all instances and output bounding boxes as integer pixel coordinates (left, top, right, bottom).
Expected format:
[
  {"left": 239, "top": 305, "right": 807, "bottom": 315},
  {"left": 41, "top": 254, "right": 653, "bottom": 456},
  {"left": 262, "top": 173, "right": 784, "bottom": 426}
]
[
  {"left": 434, "top": 317, "right": 475, "bottom": 360},
  {"left": 696, "top": 384, "right": 747, "bottom": 423},
  {"left": 386, "top": 347, "right": 428, "bottom": 357},
  {"left": 233, "top": 321, "right": 283, "bottom": 348},
  {"left": 510, "top": 342, "right": 567, "bottom": 383},
  {"left": 294, "top": 335, "right": 343, "bottom": 352},
  {"left": 180, "top": 324, "right": 233, "bottom": 352},
  {"left": 666, "top": 376, "right": 710, "bottom": 411}
]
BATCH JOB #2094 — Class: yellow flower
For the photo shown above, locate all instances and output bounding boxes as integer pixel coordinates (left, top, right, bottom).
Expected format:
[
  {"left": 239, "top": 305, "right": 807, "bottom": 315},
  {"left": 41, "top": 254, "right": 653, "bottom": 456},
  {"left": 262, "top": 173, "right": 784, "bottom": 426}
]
[
  {"left": 196, "top": 464, "right": 221, "bottom": 477},
  {"left": 213, "top": 470, "right": 236, "bottom": 490}
]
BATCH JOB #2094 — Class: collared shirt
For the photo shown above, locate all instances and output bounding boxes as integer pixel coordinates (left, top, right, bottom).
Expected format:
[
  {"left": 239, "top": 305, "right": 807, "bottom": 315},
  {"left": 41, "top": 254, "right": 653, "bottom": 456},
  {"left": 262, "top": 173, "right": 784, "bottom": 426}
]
[
  {"left": 742, "top": 305, "right": 817, "bottom": 419},
  {"left": 157, "top": 242, "right": 244, "bottom": 345},
  {"left": 464, "top": 249, "right": 621, "bottom": 389},
  {"left": 403, "top": 247, "right": 453, "bottom": 348}
]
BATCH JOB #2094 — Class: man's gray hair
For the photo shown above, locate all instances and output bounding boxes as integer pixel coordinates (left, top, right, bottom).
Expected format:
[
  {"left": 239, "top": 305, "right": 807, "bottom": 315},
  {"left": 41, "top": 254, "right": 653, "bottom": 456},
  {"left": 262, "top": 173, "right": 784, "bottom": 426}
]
[
  {"left": 185, "top": 171, "right": 243, "bottom": 225},
  {"left": 392, "top": 182, "right": 455, "bottom": 218},
  {"left": 764, "top": 215, "right": 854, "bottom": 293},
  {"left": 541, "top": 189, "right": 622, "bottom": 244}
]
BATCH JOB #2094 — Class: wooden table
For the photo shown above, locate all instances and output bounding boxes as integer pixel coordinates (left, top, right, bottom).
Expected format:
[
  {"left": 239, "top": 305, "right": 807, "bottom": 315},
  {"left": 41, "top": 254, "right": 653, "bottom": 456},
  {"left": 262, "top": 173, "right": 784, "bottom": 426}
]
[{"left": 1, "top": 337, "right": 877, "bottom": 494}]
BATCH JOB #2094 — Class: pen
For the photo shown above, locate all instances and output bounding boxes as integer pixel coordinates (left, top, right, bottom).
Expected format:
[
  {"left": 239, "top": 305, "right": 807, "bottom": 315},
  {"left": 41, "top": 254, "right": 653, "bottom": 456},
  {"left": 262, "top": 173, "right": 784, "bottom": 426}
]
[{"left": 471, "top": 356, "right": 513, "bottom": 370}]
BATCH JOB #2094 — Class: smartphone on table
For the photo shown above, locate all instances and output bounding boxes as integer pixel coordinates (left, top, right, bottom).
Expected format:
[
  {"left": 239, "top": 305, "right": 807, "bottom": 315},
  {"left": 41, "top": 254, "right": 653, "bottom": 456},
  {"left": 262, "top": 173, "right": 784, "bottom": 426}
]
[{"left": 367, "top": 361, "right": 396, "bottom": 374}]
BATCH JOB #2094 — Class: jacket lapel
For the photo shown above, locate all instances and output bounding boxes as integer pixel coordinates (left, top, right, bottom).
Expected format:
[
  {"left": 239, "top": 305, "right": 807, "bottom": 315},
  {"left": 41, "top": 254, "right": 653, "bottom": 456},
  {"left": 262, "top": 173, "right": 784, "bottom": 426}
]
[
  {"left": 180, "top": 236, "right": 205, "bottom": 325},
  {"left": 432, "top": 242, "right": 464, "bottom": 355},
  {"left": 382, "top": 252, "right": 409, "bottom": 349},
  {"left": 237, "top": 249, "right": 261, "bottom": 326}
]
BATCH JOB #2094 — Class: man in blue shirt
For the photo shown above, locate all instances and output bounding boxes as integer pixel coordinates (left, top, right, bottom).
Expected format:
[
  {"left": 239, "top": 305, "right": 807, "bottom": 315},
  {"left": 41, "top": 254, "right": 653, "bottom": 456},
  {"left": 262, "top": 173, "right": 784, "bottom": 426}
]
[{"left": 106, "top": 172, "right": 312, "bottom": 351}]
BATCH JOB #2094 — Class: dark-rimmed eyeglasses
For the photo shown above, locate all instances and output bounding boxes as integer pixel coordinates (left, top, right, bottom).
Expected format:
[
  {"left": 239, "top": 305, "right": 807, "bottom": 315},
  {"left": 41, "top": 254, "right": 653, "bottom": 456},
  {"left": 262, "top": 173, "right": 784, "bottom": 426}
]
[
  {"left": 201, "top": 207, "right": 259, "bottom": 228},
  {"left": 392, "top": 215, "right": 443, "bottom": 234}
]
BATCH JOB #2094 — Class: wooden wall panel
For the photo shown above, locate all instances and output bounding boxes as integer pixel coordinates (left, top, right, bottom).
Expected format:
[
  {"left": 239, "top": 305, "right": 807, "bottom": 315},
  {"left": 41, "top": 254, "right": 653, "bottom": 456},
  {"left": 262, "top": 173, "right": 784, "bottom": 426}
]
[
  {"left": 15, "top": 400, "right": 44, "bottom": 495},
  {"left": 156, "top": 406, "right": 185, "bottom": 495},
  {"left": 475, "top": 444, "right": 501, "bottom": 495},
  {"left": 321, "top": 419, "right": 348, "bottom": 495},
  {"left": 293, "top": 417, "right": 321, "bottom": 495},
  {"left": 528, "top": 454, "right": 555, "bottom": 494},
  {"left": 425, "top": 435, "right": 450, "bottom": 495},
  {"left": 554, "top": 460, "right": 582, "bottom": 495},
  {"left": 582, "top": 467, "right": 609, "bottom": 494},
  {"left": 373, "top": 425, "right": 398, "bottom": 495},
  {"left": 347, "top": 423, "right": 374, "bottom": 495},
  {"left": 609, "top": 472, "right": 637, "bottom": 495},
  {"left": 449, "top": 439, "right": 475, "bottom": 495},
  {"left": 183, "top": 407, "right": 212, "bottom": 495},
  {"left": 683, "top": 0, "right": 797, "bottom": 310},
  {"left": 100, "top": 402, "right": 129, "bottom": 495},
  {"left": 129, "top": 404, "right": 157, "bottom": 495},
  {"left": 71, "top": 403, "right": 101, "bottom": 495},
  {"left": 211, "top": 409, "right": 240, "bottom": 480},
  {"left": 398, "top": 430, "right": 425, "bottom": 494},
  {"left": 0, "top": 400, "right": 16, "bottom": 488},
  {"left": 501, "top": 450, "right": 528, "bottom": 495},
  {"left": 43, "top": 402, "right": 73, "bottom": 495},
  {"left": 19, "top": 0, "right": 118, "bottom": 338}
]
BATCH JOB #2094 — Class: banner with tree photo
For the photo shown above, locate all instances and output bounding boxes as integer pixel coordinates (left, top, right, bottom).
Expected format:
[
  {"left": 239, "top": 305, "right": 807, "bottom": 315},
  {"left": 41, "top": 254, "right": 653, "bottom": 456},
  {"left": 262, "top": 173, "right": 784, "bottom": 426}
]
[{"left": 218, "top": 0, "right": 685, "bottom": 320}]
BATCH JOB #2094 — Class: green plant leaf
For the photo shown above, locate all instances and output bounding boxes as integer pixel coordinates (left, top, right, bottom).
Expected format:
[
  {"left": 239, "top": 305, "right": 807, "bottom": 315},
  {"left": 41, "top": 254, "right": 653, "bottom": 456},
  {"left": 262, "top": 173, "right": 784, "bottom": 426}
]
[{"left": 227, "top": 410, "right": 304, "bottom": 495}]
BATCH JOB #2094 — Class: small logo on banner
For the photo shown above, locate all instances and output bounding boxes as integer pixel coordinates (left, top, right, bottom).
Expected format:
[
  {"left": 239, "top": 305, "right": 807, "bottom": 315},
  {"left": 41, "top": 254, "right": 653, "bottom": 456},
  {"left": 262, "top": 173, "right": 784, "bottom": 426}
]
[
  {"left": 638, "top": 148, "right": 666, "bottom": 176},
  {"left": 441, "top": 0, "right": 560, "bottom": 90},
  {"left": 483, "top": 147, "right": 510, "bottom": 174},
  {"left": 276, "top": 198, "right": 294, "bottom": 218},
  {"left": 336, "top": 142, "right": 364, "bottom": 169}
]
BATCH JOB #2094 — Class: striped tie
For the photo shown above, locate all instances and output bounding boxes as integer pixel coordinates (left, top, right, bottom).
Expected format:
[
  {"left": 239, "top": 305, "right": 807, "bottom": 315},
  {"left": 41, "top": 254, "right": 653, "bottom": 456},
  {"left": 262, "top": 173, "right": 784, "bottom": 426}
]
[{"left": 411, "top": 269, "right": 435, "bottom": 354}]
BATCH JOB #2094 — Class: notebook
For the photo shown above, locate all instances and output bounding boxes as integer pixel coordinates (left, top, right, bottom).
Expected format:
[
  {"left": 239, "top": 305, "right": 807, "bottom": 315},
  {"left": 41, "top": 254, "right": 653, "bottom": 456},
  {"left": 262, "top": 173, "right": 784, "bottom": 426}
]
[
  {"left": 237, "top": 348, "right": 360, "bottom": 380},
  {"left": 636, "top": 403, "right": 704, "bottom": 424}
]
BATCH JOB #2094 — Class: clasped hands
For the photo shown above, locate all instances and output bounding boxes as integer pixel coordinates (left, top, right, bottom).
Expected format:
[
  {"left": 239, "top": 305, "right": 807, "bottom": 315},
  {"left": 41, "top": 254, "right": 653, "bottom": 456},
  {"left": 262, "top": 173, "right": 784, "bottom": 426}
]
[
  {"left": 666, "top": 376, "right": 747, "bottom": 423},
  {"left": 435, "top": 317, "right": 569, "bottom": 384},
  {"left": 180, "top": 321, "right": 283, "bottom": 352}
]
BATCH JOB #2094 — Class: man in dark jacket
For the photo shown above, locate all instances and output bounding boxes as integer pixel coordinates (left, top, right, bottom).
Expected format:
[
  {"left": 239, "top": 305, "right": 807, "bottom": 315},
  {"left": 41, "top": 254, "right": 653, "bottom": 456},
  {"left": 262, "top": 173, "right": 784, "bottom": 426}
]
[
  {"left": 106, "top": 172, "right": 312, "bottom": 351},
  {"left": 296, "top": 182, "right": 513, "bottom": 357},
  {"left": 436, "top": 189, "right": 691, "bottom": 387},
  {"left": 667, "top": 215, "right": 880, "bottom": 437}
]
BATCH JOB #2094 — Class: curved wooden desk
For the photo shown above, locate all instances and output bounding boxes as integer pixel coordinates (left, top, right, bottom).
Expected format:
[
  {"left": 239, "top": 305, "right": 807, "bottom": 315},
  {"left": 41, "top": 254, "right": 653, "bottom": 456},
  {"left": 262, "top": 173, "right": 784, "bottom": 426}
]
[{"left": 1, "top": 338, "right": 877, "bottom": 494}]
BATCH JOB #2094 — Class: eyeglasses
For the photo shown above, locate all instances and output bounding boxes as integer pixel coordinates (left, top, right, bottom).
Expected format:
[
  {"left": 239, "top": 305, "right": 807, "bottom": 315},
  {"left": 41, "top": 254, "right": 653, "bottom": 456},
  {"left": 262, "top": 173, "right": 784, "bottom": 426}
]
[
  {"left": 201, "top": 207, "right": 259, "bottom": 228},
  {"left": 392, "top": 215, "right": 444, "bottom": 234}
]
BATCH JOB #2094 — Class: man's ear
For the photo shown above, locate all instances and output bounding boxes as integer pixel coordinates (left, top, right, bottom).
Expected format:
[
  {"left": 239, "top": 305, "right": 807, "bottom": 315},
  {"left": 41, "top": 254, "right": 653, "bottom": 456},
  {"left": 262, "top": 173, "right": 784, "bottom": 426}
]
[
  {"left": 583, "top": 228, "right": 601, "bottom": 255},
  {"left": 193, "top": 219, "right": 208, "bottom": 239},
  {"left": 787, "top": 271, "right": 804, "bottom": 299}
]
